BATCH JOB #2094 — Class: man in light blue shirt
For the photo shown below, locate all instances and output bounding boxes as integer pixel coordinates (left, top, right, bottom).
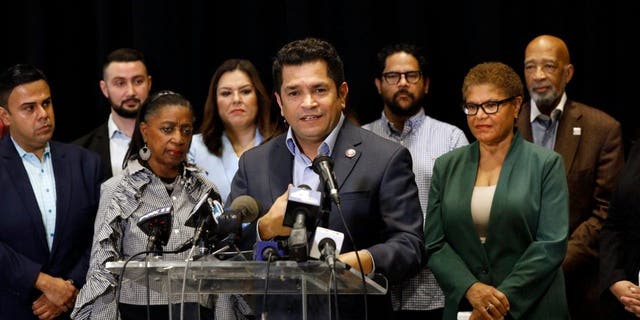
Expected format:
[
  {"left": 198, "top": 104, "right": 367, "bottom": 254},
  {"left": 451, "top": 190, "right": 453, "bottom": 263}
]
[
  {"left": 73, "top": 48, "right": 152, "bottom": 180},
  {"left": 229, "top": 38, "right": 424, "bottom": 320},
  {"left": 363, "top": 43, "right": 469, "bottom": 320},
  {"left": 0, "top": 64, "right": 103, "bottom": 320}
]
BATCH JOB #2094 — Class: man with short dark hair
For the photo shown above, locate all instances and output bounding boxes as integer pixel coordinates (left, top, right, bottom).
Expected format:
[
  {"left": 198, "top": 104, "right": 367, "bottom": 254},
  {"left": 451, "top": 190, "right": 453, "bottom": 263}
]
[
  {"left": 363, "top": 42, "right": 468, "bottom": 319},
  {"left": 229, "top": 38, "right": 425, "bottom": 319},
  {"left": 0, "top": 64, "right": 102, "bottom": 319},
  {"left": 73, "top": 48, "right": 151, "bottom": 179}
]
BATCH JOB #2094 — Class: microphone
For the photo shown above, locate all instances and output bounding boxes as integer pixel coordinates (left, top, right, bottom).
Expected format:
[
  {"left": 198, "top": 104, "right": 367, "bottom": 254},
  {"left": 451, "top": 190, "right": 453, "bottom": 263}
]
[
  {"left": 136, "top": 206, "right": 173, "bottom": 255},
  {"left": 178, "top": 189, "right": 222, "bottom": 254},
  {"left": 282, "top": 185, "right": 321, "bottom": 229},
  {"left": 283, "top": 185, "right": 321, "bottom": 262},
  {"left": 254, "top": 240, "right": 286, "bottom": 262},
  {"left": 215, "top": 195, "right": 262, "bottom": 240},
  {"left": 229, "top": 195, "right": 261, "bottom": 222},
  {"left": 312, "top": 155, "right": 340, "bottom": 205},
  {"left": 309, "top": 226, "right": 344, "bottom": 262},
  {"left": 319, "top": 237, "right": 337, "bottom": 269}
]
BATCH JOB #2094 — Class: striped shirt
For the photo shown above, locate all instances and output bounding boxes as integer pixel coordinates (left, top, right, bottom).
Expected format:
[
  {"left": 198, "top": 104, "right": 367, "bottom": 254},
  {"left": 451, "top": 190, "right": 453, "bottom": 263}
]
[{"left": 363, "top": 108, "right": 469, "bottom": 311}]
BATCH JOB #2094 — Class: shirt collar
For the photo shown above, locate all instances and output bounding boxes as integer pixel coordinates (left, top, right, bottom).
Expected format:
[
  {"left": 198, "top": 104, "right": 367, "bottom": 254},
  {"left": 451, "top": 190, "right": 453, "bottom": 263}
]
[
  {"left": 530, "top": 92, "right": 566, "bottom": 123},
  {"left": 12, "top": 136, "right": 51, "bottom": 160},
  {"left": 381, "top": 108, "right": 425, "bottom": 136},
  {"left": 107, "top": 113, "right": 128, "bottom": 139},
  {"left": 286, "top": 113, "right": 345, "bottom": 158}
]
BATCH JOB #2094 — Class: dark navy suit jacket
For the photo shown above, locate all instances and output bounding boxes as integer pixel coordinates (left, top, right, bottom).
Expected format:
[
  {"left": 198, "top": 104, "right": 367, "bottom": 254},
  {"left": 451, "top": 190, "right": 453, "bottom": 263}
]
[
  {"left": 229, "top": 120, "right": 424, "bottom": 319},
  {"left": 0, "top": 135, "right": 102, "bottom": 319}
]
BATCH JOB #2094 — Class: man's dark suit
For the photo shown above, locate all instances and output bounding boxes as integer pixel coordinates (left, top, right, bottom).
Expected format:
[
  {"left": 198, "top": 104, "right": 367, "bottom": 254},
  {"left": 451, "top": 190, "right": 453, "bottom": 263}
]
[
  {"left": 73, "top": 122, "right": 113, "bottom": 180},
  {"left": 516, "top": 100, "right": 624, "bottom": 319},
  {"left": 0, "top": 136, "right": 102, "bottom": 320},
  {"left": 229, "top": 120, "right": 424, "bottom": 319}
]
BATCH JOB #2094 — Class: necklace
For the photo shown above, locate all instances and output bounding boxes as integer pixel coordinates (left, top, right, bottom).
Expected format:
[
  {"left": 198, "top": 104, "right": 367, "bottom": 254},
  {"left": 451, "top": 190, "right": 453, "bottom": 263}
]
[{"left": 159, "top": 175, "right": 179, "bottom": 192}]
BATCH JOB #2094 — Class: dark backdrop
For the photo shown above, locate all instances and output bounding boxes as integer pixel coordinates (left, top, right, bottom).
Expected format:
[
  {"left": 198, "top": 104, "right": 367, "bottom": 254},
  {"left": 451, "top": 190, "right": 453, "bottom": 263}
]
[{"left": 1, "top": 1, "right": 636, "bottom": 153}]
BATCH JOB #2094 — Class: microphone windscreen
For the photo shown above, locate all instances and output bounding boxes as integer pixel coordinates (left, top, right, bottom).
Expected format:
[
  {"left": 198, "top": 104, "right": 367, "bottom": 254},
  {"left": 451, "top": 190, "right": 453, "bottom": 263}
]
[
  {"left": 230, "top": 195, "right": 261, "bottom": 222},
  {"left": 312, "top": 155, "right": 334, "bottom": 175}
]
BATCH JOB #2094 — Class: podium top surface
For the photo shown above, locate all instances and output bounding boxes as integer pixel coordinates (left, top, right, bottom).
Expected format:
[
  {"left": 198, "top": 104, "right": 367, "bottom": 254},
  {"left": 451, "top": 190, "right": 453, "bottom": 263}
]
[{"left": 106, "top": 259, "right": 387, "bottom": 295}]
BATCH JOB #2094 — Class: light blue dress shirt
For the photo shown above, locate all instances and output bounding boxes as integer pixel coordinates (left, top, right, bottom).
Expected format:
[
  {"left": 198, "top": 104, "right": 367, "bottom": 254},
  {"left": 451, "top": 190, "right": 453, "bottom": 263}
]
[
  {"left": 529, "top": 93, "right": 566, "bottom": 150},
  {"left": 12, "top": 138, "right": 57, "bottom": 250}
]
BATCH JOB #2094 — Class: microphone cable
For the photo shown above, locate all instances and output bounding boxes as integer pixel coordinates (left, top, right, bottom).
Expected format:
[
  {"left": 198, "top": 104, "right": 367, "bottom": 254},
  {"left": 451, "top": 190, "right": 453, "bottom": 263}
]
[
  {"left": 114, "top": 247, "right": 176, "bottom": 320},
  {"left": 260, "top": 249, "right": 277, "bottom": 320},
  {"left": 179, "top": 241, "right": 200, "bottom": 320},
  {"left": 327, "top": 263, "right": 339, "bottom": 320},
  {"left": 333, "top": 202, "right": 368, "bottom": 320},
  {"left": 179, "top": 238, "right": 250, "bottom": 320},
  {"left": 145, "top": 252, "right": 152, "bottom": 320},
  {"left": 312, "top": 214, "right": 339, "bottom": 319}
]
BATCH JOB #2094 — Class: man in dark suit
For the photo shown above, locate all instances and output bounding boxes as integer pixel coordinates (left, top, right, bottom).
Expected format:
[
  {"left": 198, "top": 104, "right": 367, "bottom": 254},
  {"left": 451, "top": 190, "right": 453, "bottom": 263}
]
[
  {"left": 0, "top": 64, "right": 103, "bottom": 320},
  {"left": 228, "top": 38, "right": 424, "bottom": 319},
  {"left": 516, "top": 34, "right": 625, "bottom": 319},
  {"left": 73, "top": 48, "right": 151, "bottom": 180}
]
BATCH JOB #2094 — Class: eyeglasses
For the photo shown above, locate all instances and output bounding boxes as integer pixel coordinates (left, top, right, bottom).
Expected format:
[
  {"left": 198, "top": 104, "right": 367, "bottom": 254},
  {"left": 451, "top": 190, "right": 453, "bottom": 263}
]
[
  {"left": 381, "top": 71, "right": 422, "bottom": 85},
  {"left": 462, "top": 96, "right": 517, "bottom": 115}
]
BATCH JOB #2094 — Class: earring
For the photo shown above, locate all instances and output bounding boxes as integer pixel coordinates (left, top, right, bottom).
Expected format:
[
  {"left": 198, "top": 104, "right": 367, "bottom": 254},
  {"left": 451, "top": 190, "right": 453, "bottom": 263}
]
[{"left": 139, "top": 143, "right": 151, "bottom": 161}]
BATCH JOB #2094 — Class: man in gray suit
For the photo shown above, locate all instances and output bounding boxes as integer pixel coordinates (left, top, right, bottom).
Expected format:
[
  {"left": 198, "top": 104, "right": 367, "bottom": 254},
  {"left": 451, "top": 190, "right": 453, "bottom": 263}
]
[
  {"left": 228, "top": 37, "right": 424, "bottom": 320},
  {"left": 516, "top": 34, "right": 625, "bottom": 319}
]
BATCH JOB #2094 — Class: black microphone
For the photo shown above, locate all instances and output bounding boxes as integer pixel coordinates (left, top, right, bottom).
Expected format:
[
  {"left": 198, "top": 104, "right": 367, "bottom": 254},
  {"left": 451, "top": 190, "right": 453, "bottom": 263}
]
[
  {"left": 178, "top": 189, "right": 222, "bottom": 254},
  {"left": 312, "top": 155, "right": 340, "bottom": 205},
  {"left": 319, "top": 237, "right": 337, "bottom": 269},
  {"left": 229, "top": 195, "right": 261, "bottom": 222},
  {"left": 136, "top": 206, "right": 173, "bottom": 255},
  {"left": 282, "top": 185, "right": 321, "bottom": 229},
  {"left": 216, "top": 195, "right": 262, "bottom": 239},
  {"left": 283, "top": 185, "right": 321, "bottom": 262}
]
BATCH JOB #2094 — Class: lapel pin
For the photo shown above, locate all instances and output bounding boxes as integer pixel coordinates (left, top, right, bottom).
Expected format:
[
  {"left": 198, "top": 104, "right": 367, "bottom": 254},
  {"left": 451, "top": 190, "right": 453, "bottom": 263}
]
[
  {"left": 572, "top": 127, "right": 581, "bottom": 136},
  {"left": 345, "top": 148, "right": 356, "bottom": 158}
]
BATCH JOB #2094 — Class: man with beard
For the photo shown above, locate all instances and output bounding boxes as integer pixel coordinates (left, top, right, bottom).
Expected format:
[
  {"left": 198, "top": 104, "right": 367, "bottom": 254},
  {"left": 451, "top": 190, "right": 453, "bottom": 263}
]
[
  {"left": 73, "top": 48, "right": 152, "bottom": 180},
  {"left": 516, "top": 34, "right": 624, "bottom": 319},
  {"left": 362, "top": 43, "right": 468, "bottom": 320}
]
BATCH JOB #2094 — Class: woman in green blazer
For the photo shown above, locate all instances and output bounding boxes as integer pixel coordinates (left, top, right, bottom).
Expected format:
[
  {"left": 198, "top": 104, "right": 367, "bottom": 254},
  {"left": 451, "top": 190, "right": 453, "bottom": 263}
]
[{"left": 425, "top": 62, "right": 570, "bottom": 319}]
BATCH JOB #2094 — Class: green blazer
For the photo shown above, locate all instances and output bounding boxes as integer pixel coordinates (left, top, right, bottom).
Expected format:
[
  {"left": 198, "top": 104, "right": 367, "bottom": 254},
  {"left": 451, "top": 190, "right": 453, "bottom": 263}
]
[{"left": 425, "top": 133, "right": 570, "bottom": 319}]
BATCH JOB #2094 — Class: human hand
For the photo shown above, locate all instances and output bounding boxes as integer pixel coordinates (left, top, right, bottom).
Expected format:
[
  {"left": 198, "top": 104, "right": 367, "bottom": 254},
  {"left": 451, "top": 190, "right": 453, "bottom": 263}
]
[
  {"left": 611, "top": 280, "right": 640, "bottom": 317},
  {"left": 465, "top": 282, "right": 509, "bottom": 319},
  {"left": 32, "top": 293, "right": 64, "bottom": 320},
  {"left": 34, "top": 273, "right": 78, "bottom": 311},
  {"left": 338, "top": 250, "right": 373, "bottom": 275},
  {"left": 257, "top": 185, "right": 292, "bottom": 239}
]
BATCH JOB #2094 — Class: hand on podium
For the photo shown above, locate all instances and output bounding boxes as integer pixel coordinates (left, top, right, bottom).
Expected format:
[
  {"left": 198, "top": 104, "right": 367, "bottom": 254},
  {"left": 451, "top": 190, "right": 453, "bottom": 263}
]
[{"left": 338, "top": 250, "right": 373, "bottom": 275}]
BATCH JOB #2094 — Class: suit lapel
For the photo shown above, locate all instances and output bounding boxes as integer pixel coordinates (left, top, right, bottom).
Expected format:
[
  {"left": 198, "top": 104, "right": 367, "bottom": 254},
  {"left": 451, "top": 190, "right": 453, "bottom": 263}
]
[
  {"left": 555, "top": 101, "right": 581, "bottom": 174},
  {"left": 331, "top": 121, "right": 362, "bottom": 189},
  {"left": 50, "top": 142, "right": 70, "bottom": 257},
  {"left": 0, "top": 138, "right": 49, "bottom": 252},
  {"left": 269, "top": 136, "right": 294, "bottom": 200}
]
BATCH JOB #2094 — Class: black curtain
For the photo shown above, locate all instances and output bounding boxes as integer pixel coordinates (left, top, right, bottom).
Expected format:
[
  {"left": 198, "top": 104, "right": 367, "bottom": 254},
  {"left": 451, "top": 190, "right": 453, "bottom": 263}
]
[{"left": 1, "top": 0, "right": 635, "bottom": 153}]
